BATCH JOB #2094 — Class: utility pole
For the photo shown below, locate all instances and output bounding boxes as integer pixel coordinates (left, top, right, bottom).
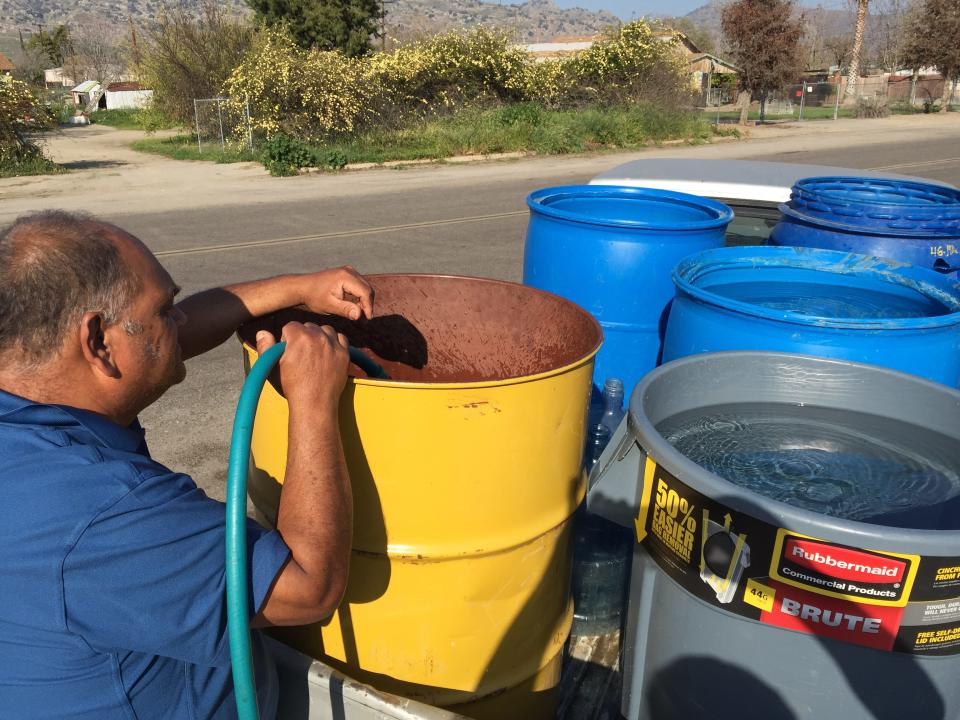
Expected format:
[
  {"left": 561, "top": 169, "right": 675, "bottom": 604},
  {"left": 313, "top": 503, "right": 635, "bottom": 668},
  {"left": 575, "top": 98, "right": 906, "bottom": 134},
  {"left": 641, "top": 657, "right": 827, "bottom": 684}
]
[
  {"left": 128, "top": 15, "right": 141, "bottom": 75},
  {"left": 379, "top": 0, "right": 396, "bottom": 51}
]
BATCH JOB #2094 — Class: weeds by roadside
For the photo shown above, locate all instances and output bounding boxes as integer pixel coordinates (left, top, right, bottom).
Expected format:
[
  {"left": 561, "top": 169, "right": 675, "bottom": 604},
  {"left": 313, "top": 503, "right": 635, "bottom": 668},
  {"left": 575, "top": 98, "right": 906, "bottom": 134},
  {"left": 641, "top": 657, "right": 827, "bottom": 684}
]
[
  {"left": 89, "top": 109, "right": 144, "bottom": 130},
  {"left": 89, "top": 108, "right": 181, "bottom": 132},
  {"left": 0, "top": 155, "right": 63, "bottom": 178},
  {"left": 133, "top": 104, "right": 713, "bottom": 175},
  {"left": 131, "top": 134, "right": 255, "bottom": 163}
]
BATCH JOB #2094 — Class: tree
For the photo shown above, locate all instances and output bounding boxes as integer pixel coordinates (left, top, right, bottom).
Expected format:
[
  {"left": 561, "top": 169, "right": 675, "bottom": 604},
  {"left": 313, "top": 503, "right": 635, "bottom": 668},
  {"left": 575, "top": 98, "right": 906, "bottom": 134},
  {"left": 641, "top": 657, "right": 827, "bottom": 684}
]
[
  {"left": 845, "top": 0, "right": 869, "bottom": 98},
  {"left": 721, "top": 0, "right": 805, "bottom": 124},
  {"left": 902, "top": 0, "right": 960, "bottom": 112},
  {"left": 868, "top": 0, "right": 910, "bottom": 72},
  {"left": 142, "top": 1, "right": 254, "bottom": 124},
  {"left": 68, "top": 23, "right": 126, "bottom": 89},
  {"left": 246, "top": 0, "right": 380, "bottom": 56},
  {"left": 25, "top": 24, "right": 71, "bottom": 67},
  {"left": 824, "top": 35, "right": 854, "bottom": 72}
]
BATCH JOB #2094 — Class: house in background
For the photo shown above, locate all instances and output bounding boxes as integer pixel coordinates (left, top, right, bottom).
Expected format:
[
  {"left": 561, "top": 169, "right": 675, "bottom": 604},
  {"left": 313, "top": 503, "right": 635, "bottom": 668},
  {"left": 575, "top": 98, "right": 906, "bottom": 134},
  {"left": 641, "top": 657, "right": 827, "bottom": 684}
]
[
  {"left": 70, "top": 80, "right": 153, "bottom": 113},
  {"left": 523, "top": 35, "right": 596, "bottom": 62},
  {"left": 0, "top": 52, "right": 14, "bottom": 76},
  {"left": 103, "top": 81, "right": 153, "bottom": 109},
  {"left": 45, "top": 67, "right": 75, "bottom": 88},
  {"left": 689, "top": 53, "right": 740, "bottom": 104},
  {"left": 654, "top": 31, "right": 739, "bottom": 104},
  {"left": 71, "top": 80, "right": 102, "bottom": 111}
]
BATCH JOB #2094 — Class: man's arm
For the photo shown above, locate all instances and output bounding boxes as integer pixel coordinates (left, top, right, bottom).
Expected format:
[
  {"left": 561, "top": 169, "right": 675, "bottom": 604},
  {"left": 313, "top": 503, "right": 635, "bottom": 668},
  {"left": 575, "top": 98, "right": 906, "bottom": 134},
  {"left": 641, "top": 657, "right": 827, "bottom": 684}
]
[
  {"left": 252, "top": 323, "right": 354, "bottom": 627},
  {"left": 175, "top": 268, "right": 374, "bottom": 361}
]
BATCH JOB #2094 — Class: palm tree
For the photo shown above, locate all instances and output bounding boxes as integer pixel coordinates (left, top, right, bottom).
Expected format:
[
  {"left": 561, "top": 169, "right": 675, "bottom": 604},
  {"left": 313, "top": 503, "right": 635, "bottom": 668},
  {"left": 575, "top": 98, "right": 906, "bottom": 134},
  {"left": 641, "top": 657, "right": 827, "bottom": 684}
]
[{"left": 845, "top": 0, "right": 869, "bottom": 98}]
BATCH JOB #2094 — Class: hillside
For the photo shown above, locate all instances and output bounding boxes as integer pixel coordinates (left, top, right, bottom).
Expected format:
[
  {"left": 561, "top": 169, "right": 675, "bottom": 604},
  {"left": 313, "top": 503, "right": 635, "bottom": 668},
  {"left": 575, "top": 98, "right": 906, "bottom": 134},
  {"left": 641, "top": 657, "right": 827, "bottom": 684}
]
[{"left": 0, "top": 0, "right": 620, "bottom": 47}]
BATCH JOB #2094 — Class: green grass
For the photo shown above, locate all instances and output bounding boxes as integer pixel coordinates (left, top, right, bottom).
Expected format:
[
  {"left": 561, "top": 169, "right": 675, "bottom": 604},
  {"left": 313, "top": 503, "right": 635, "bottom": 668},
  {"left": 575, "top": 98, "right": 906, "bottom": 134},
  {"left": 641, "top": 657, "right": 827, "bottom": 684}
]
[
  {"left": 89, "top": 109, "right": 147, "bottom": 130},
  {"left": 89, "top": 108, "right": 181, "bottom": 131},
  {"left": 710, "top": 101, "right": 958, "bottom": 123},
  {"left": 132, "top": 104, "right": 716, "bottom": 173},
  {"left": 710, "top": 106, "right": 860, "bottom": 122},
  {"left": 0, "top": 154, "right": 64, "bottom": 178},
  {"left": 311, "top": 104, "right": 712, "bottom": 166},
  {"left": 131, "top": 134, "right": 257, "bottom": 163}
]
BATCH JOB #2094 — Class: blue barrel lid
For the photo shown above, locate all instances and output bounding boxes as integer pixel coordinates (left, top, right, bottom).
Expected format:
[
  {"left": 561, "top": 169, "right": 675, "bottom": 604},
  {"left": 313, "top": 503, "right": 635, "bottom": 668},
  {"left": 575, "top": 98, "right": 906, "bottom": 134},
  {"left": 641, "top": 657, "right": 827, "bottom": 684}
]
[
  {"left": 778, "top": 202, "right": 960, "bottom": 239},
  {"left": 527, "top": 185, "right": 734, "bottom": 231},
  {"left": 788, "top": 176, "right": 960, "bottom": 233},
  {"left": 672, "top": 245, "right": 960, "bottom": 330}
]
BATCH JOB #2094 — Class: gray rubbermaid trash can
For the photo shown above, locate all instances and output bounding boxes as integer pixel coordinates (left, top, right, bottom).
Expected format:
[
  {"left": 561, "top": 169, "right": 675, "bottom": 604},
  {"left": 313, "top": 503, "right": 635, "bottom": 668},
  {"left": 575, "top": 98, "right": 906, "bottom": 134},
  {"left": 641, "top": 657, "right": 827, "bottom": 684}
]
[{"left": 587, "top": 352, "right": 960, "bottom": 720}]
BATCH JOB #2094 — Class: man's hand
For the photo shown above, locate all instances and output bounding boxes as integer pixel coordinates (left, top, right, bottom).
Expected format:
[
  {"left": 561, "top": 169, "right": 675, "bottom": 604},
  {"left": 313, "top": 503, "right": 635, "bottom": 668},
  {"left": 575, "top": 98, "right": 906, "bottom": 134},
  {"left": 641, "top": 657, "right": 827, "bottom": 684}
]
[
  {"left": 297, "top": 267, "right": 374, "bottom": 322},
  {"left": 256, "top": 322, "right": 350, "bottom": 410},
  {"left": 175, "top": 267, "right": 374, "bottom": 361}
]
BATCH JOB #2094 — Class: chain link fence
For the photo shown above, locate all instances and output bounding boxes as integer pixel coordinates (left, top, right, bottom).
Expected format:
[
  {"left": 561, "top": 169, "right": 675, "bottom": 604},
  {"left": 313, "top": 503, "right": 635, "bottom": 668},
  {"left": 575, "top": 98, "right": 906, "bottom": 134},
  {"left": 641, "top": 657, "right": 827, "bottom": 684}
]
[
  {"left": 193, "top": 97, "right": 253, "bottom": 154},
  {"left": 707, "top": 75, "right": 959, "bottom": 125}
]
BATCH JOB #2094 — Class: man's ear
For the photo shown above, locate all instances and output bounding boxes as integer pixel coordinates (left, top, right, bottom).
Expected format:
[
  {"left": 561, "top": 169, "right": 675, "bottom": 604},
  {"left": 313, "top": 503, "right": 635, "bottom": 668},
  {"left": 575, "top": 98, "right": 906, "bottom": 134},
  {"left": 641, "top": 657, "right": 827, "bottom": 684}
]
[{"left": 79, "top": 311, "right": 121, "bottom": 379}]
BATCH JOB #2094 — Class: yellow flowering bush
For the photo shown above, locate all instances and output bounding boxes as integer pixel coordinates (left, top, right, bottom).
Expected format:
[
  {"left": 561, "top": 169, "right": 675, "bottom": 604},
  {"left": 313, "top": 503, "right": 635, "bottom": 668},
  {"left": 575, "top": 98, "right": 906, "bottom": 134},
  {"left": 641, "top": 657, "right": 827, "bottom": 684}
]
[
  {"left": 226, "top": 21, "right": 690, "bottom": 141},
  {"left": 0, "top": 76, "right": 56, "bottom": 165},
  {"left": 367, "top": 28, "right": 529, "bottom": 123},
  {"left": 225, "top": 27, "right": 373, "bottom": 139},
  {"left": 533, "top": 23, "right": 690, "bottom": 107}
]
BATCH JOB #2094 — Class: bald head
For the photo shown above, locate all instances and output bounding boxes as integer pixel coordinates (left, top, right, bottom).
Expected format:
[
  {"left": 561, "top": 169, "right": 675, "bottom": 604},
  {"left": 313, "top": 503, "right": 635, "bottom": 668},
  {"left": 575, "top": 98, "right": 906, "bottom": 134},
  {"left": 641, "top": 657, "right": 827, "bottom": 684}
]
[{"left": 0, "top": 211, "right": 142, "bottom": 368}]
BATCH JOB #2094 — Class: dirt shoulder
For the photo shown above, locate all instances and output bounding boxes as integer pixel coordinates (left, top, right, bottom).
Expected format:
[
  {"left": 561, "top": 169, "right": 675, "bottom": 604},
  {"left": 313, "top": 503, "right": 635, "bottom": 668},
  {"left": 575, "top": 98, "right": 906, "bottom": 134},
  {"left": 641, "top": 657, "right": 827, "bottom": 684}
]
[{"left": 1, "top": 114, "right": 956, "bottom": 225}]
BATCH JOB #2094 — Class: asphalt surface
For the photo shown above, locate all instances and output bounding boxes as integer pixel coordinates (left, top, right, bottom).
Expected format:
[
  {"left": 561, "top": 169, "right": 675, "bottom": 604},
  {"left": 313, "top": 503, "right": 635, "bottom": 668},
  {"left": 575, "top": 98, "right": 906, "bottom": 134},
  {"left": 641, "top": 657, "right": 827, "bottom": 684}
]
[{"left": 16, "top": 119, "right": 960, "bottom": 500}]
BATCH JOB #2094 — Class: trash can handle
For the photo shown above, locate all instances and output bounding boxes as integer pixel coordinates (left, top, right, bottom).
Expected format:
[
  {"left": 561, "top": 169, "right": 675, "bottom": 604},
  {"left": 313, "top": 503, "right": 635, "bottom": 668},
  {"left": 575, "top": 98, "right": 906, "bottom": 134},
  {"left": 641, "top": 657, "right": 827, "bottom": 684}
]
[{"left": 586, "top": 415, "right": 647, "bottom": 529}]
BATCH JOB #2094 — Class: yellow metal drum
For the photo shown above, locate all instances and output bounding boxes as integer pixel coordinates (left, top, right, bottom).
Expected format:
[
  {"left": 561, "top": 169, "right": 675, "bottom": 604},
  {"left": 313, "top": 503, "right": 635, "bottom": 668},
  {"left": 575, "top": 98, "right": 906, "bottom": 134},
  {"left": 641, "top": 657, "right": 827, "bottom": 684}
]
[{"left": 239, "top": 275, "right": 601, "bottom": 719}]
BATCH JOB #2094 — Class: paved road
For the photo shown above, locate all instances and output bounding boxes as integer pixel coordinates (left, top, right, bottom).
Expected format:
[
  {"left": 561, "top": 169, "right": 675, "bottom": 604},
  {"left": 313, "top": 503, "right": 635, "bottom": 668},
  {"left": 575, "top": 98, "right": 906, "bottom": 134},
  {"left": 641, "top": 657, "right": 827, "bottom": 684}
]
[{"left": 5, "top": 116, "right": 958, "bottom": 498}]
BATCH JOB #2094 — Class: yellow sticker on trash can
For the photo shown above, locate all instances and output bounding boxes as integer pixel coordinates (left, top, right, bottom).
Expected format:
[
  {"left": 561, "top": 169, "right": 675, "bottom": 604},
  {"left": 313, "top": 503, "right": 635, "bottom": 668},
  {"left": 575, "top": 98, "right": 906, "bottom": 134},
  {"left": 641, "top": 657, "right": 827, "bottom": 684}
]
[{"left": 745, "top": 579, "right": 776, "bottom": 613}]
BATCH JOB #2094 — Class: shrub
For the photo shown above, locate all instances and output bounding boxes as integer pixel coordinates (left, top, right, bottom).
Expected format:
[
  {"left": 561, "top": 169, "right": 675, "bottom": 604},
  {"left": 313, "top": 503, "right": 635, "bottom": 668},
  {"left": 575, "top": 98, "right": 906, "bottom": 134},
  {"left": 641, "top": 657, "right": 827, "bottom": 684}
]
[
  {"left": 227, "top": 21, "right": 694, "bottom": 143},
  {"left": 366, "top": 27, "right": 529, "bottom": 125},
  {"left": 534, "top": 23, "right": 692, "bottom": 109},
  {"left": 496, "top": 102, "right": 544, "bottom": 127},
  {"left": 262, "top": 132, "right": 349, "bottom": 174},
  {"left": 225, "top": 27, "right": 372, "bottom": 140},
  {"left": 142, "top": 0, "right": 254, "bottom": 125},
  {"left": 0, "top": 76, "right": 57, "bottom": 171},
  {"left": 263, "top": 132, "right": 317, "bottom": 174},
  {"left": 855, "top": 97, "right": 890, "bottom": 118}
]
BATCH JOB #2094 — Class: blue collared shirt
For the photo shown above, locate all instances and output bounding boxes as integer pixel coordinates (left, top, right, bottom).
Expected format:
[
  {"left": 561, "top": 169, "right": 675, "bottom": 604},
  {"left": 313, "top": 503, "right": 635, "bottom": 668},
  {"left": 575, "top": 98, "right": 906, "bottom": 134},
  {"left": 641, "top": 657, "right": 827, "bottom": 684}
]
[{"left": 0, "top": 389, "right": 291, "bottom": 719}]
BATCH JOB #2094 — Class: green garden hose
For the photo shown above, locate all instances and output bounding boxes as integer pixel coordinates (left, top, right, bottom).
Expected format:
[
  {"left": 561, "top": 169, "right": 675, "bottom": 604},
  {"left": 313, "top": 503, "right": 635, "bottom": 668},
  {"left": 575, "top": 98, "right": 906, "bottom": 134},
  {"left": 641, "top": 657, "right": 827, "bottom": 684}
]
[{"left": 226, "top": 341, "right": 388, "bottom": 720}]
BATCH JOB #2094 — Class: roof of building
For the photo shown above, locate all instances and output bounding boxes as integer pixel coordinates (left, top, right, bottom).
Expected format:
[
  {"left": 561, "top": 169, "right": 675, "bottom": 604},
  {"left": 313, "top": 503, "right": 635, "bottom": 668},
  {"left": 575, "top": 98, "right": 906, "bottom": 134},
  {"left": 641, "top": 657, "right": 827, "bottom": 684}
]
[
  {"left": 689, "top": 53, "right": 740, "bottom": 72},
  {"left": 654, "top": 31, "right": 702, "bottom": 56},
  {"left": 106, "top": 81, "right": 146, "bottom": 92},
  {"left": 0, "top": 52, "right": 15, "bottom": 71},
  {"left": 71, "top": 80, "right": 100, "bottom": 93}
]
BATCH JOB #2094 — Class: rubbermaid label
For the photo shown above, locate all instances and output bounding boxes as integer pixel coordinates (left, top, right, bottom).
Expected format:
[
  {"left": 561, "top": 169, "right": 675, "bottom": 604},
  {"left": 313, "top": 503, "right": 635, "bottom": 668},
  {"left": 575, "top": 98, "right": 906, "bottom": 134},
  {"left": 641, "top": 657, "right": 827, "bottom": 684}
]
[
  {"left": 633, "top": 456, "right": 960, "bottom": 656},
  {"left": 772, "top": 532, "right": 919, "bottom": 606}
]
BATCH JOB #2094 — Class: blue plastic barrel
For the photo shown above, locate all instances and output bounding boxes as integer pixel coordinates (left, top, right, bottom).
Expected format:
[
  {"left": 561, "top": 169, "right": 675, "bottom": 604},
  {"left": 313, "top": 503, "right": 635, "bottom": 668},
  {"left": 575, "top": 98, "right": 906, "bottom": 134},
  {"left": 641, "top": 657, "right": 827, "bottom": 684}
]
[
  {"left": 523, "top": 185, "right": 733, "bottom": 394},
  {"left": 770, "top": 177, "right": 960, "bottom": 276},
  {"left": 662, "top": 246, "right": 960, "bottom": 386}
]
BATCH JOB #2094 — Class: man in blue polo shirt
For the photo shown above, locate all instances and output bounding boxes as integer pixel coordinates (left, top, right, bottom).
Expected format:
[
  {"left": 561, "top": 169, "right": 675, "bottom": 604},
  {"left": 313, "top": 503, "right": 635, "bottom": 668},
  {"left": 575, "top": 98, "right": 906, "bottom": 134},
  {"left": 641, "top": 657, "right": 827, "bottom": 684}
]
[{"left": 0, "top": 211, "right": 374, "bottom": 719}]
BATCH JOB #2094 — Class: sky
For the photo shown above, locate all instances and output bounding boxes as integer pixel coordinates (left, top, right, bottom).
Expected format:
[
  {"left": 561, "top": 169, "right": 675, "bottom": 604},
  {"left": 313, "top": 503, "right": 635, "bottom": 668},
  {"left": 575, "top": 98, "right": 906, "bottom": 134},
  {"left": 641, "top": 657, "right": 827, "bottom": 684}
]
[{"left": 553, "top": 0, "right": 849, "bottom": 21}]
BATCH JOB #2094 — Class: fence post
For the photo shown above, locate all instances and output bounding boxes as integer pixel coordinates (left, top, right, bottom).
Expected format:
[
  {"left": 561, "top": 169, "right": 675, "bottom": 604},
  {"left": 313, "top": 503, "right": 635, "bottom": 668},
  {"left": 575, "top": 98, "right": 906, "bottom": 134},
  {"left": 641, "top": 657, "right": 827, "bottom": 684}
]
[
  {"left": 833, "top": 80, "right": 841, "bottom": 120},
  {"left": 798, "top": 84, "right": 806, "bottom": 121},
  {"left": 194, "top": 98, "right": 202, "bottom": 155},
  {"left": 216, "top": 98, "right": 225, "bottom": 152},
  {"left": 245, "top": 95, "right": 253, "bottom": 151}
]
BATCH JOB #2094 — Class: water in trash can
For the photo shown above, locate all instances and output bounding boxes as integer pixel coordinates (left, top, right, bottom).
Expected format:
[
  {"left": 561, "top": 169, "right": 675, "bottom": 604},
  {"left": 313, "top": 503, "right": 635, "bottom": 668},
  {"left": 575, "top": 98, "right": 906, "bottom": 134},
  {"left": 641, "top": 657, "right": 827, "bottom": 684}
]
[
  {"left": 707, "top": 280, "right": 954, "bottom": 319},
  {"left": 657, "top": 402, "right": 960, "bottom": 530}
]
